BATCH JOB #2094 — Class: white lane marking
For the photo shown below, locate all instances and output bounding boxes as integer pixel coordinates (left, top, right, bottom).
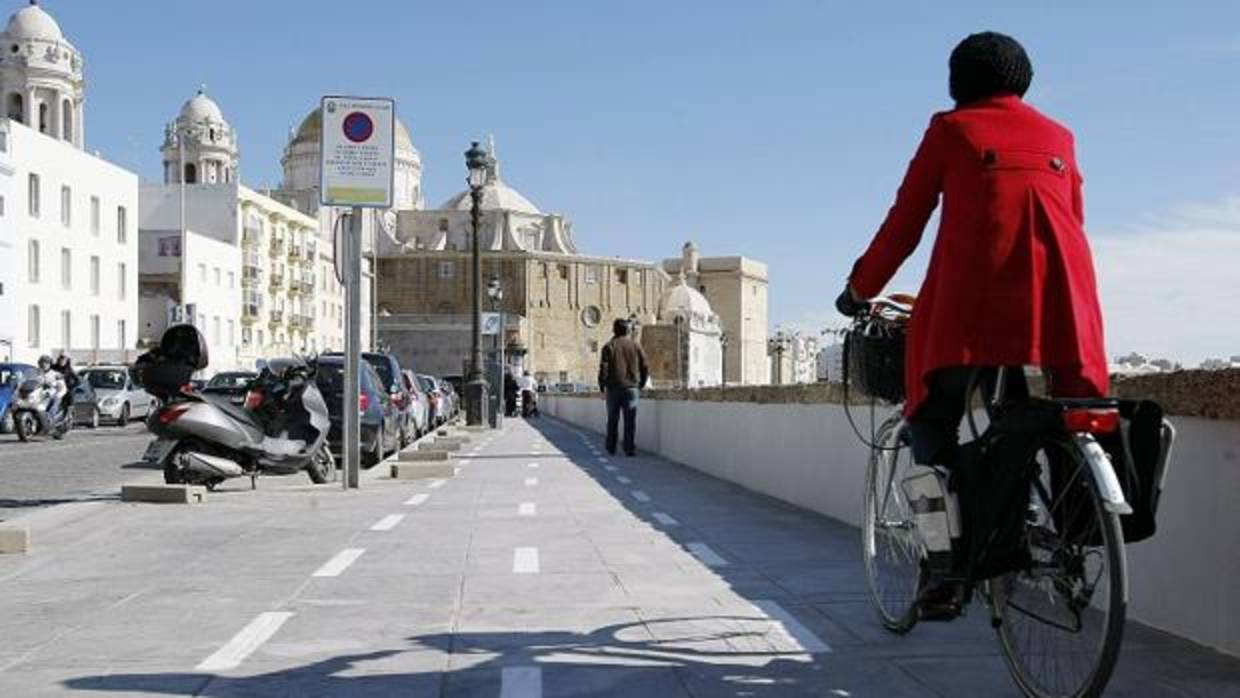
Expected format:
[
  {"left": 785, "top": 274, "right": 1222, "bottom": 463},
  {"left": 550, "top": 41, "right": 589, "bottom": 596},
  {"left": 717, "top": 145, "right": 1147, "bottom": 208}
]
[
  {"left": 686, "top": 542, "right": 728, "bottom": 567},
  {"left": 513, "top": 547, "right": 540, "bottom": 574},
  {"left": 427, "top": 479, "right": 446, "bottom": 489},
  {"left": 616, "top": 476, "right": 632, "bottom": 485},
  {"left": 528, "top": 462, "right": 540, "bottom": 469},
  {"left": 454, "top": 467, "right": 461, "bottom": 475},
  {"left": 458, "top": 459, "right": 472, "bottom": 466},
  {"left": 501, "top": 666, "right": 543, "bottom": 698},
  {"left": 651, "top": 512, "right": 679, "bottom": 526},
  {"left": 312, "top": 548, "right": 366, "bottom": 577},
  {"left": 405, "top": 493, "right": 430, "bottom": 506},
  {"left": 196, "top": 611, "right": 294, "bottom": 672},
  {"left": 369, "top": 514, "right": 405, "bottom": 531},
  {"left": 631, "top": 490, "right": 651, "bottom": 502},
  {"left": 604, "top": 466, "right": 618, "bottom": 472},
  {"left": 524, "top": 476, "right": 538, "bottom": 487},
  {"left": 598, "top": 457, "right": 610, "bottom": 463},
  {"left": 753, "top": 600, "right": 832, "bottom": 653},
  {"left": 519, "top": 502, "right": 537, "bottom": 516}
]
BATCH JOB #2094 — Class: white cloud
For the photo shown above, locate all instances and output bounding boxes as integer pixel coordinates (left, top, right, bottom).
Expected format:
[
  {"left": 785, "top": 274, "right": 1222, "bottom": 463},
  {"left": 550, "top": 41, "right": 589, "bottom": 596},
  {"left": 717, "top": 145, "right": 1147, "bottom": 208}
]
[{"left": 1093, "top": 196, "right": 1240, "bottom": 365}]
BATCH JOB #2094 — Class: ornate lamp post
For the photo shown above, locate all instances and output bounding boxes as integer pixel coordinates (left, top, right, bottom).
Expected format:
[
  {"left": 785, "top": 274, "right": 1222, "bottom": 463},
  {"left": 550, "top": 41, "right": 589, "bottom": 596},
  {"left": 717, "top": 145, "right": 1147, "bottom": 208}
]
[
  {"left": 464, "top": 141, "right": 491, "bottom": 426},
  {"left": 487, "top": 275, "right": 504, "bottom": 427},
  {"left": 719, "top": 330, "right": 729, "bottom": 387}
]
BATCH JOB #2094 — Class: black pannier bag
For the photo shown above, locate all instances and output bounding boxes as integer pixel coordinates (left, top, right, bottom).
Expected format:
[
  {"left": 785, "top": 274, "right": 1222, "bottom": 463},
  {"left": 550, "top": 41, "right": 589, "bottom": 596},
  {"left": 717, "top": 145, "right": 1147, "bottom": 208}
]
[
  {"left": 1093, "top": 400, "right": 1174, "bottom": 543},
  {"left": 950, "top": 401, "right": 1061, "bottom": 582},
  {"left": 843, "top": 319, "right": 906, "bottom": 403}
]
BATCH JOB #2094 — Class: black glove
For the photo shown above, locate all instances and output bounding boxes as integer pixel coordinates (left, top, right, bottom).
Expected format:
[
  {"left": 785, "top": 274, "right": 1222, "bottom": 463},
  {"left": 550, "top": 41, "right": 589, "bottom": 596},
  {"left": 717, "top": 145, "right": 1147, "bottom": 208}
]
[{"left": 835, "top": 286, "right": 868, "bottom": 317}]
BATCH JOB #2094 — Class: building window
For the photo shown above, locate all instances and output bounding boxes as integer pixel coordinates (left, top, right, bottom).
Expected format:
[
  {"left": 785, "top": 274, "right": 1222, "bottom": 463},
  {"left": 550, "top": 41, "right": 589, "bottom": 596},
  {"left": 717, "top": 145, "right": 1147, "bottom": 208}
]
[
  {"left": 60, "top": 248, "right": 72, "bottom": 290},
  {"left": 118, "top": 263, "right": 127, "bottom": 300},
  {"left": 90, "top": 256, "right": 100, "bottom": 295},
  {"left": 89, "top": 196, "right": 100, "bottom": 236},
  {"left": 28, "top": 240, "right": 39, "bottom": 283},
  {"left": 184, "top": 163, "right": 197, "bottom": 184},
  {"left": 227, "top": 320, "right": 235, "bottom": 346},
  {"left": 27, "top": 305, "right": 39, "bottom": 347},
  {"left": 214, "top": 267, "right": 221, "bottom": 286},
  {"left": 0, "top": 194, "right": 5, "bottom": 217},
  {"left": 558, "top": 264, "right": 569, "bottom": 280},
  {"left": 213, "top": 317, "right": 221, "bottom": 345},
  {"left": 117, "top": 206, "right": 128, "bottom": 244},
  {"left": 198, "top": 263, "right": 207, "bottom": 283},
  {"left": 438, "top": 261, "right": 455, "bottom": 279},
  {"left": 585, "top": 266, "right": 599, "bottom": 284},
  {"left": 615, "top": 269, "right": 628, "bottom": 284},
  {"left": 28, "top": 173, "right": 40, "bottom": 217},
  {"left": 581, "top": 305, "right": 602, "bottom": 327},
  {"left": 228, "top": 271, "right": 235, "bottom": 289},
  {"left": 90, "top": 315, "right": 100, "bottom": 350},
  {"left": 118, "top": 320, "right": 127, "bottom": 350},
  {"left": 242, "top": 327, "right": 252, "bottom": 346},
  {"left": 60, "top": 309, "right": 71, "bottom": 349},
  {"left": 60, "top": 185, "right": 71, "bottom": 227}
]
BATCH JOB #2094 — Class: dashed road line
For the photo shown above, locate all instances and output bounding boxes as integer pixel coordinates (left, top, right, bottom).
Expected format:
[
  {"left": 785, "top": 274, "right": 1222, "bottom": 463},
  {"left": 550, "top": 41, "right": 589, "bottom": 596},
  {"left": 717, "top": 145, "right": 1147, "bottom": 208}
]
[
  {"left": 427, "top": 479, "right": 446, "bottom": 489},
  {"left": 519, "top": 502, "right": 537, "bottom": 516},
  {"left": 312, "top": 548, "right": 366, "bottom": 577},
  {"left": 631, "top": 490, "right": 651, "bottom": 503},
  {"left": 753, "top": 600, "right": 832, "bottom": 653},
  {"left": 616, "top": 476, "right": 632, "bottom": 484},
  {"left": 405, "top": 493, "right": 430, "bottom": 506},
  {"left": 605, "top": 465, "right": 617, "bottom": 472},
  {"left": 651, "top": 512, "right": 679, "bottom": 526},
  {"left": 686, "top": 542, "right": 728, "bottom": 567},
  {"left": 513, "top": 547, "right": 540, "bottom": 574},
  {"left": 196, "top": 611, "right": 294, "bottom": 672},
  {"left": 369, "top": 514, "right": 405, "bottom": 531},
  {"left": 598, "top": 457, "right": 610, "bottom": 463},
  {"left": 524, "top": 476, "right": 538, "bottom": 487},
  {"left": 501, "top": 666, "right": 543, "bottom": 698},
  {"left": 528, "top": 462, "right": 540, "bottom": 469}
]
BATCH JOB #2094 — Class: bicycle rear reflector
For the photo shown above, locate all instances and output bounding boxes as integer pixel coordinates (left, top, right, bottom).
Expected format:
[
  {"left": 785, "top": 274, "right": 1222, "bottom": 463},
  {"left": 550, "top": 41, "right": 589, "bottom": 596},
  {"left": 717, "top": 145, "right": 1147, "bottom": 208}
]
[{"left": 1062, "top": 408, "right": 1120, "bottom": 434}]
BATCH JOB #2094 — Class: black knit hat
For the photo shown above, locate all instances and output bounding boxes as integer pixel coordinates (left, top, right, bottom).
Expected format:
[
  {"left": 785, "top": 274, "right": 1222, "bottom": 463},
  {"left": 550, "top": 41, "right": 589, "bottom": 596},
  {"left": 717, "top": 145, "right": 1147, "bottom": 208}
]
[{"left": 949, "top": 32, "right": 1033, "bottom": 106}]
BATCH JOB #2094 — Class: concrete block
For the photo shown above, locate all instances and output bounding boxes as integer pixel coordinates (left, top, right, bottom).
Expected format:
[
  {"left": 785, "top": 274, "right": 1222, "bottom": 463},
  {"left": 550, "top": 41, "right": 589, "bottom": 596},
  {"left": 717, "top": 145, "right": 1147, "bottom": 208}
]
[
  {"left": 436, "top": 436, "right": 471, "bottom": 446},
  {"left": 398, "top": 449, "right": 450, "bottom": 462},
  {"left": 0, "top": 525, "right": 30, "bottom": 554},
  {"left": 390, "top": 462, "right": 455, "bottom": 480},
  {"left": 419, "top": 441, "right": 461, "bottom": 452},
  {"left": 121, "top": 484, "right": 208, "bottom": 504}
]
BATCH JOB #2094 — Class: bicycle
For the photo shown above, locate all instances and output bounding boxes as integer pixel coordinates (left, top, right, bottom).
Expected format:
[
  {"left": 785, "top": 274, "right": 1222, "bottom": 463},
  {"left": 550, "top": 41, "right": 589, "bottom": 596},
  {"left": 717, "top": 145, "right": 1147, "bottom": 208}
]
[{"left": 851, "top": 298, "right": 1147, "bottom": 698}]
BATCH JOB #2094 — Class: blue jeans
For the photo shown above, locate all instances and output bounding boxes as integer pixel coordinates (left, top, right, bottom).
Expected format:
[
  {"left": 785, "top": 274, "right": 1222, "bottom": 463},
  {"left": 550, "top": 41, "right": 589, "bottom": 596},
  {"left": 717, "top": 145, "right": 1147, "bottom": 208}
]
[{"left": 605, "top": 387, "right": 639, "bottom": 455}]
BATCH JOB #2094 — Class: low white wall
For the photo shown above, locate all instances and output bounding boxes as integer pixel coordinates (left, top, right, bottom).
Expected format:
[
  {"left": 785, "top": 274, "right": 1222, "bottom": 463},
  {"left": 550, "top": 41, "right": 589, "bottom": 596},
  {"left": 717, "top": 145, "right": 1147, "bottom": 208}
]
[{"left": 543, "top": 394, "right": 1240, "bottom": 658}]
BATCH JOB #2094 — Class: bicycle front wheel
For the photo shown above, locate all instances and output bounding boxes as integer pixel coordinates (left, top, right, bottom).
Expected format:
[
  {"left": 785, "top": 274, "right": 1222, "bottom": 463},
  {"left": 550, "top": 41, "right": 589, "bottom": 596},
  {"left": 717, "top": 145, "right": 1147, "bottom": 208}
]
[
  {"left": 862, "top": 415, "right": 921, "bottom": 633},
  {"left": 993, "top": 436, "right": 1128, "bottom": 698}
]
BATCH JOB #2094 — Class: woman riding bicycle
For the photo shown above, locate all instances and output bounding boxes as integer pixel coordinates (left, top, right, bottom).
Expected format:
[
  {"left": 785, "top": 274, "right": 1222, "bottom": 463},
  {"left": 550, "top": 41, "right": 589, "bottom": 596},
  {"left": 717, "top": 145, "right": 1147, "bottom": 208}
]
[{"left": 837, "top": 32, "right": 1110, "bottom": 614}]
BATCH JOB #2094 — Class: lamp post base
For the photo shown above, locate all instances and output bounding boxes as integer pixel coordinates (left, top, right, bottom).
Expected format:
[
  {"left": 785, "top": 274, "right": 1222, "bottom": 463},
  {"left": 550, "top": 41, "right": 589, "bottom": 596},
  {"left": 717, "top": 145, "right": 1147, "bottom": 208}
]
[{"left": 466, "top": 377, "right": 489, "bottom": 427}]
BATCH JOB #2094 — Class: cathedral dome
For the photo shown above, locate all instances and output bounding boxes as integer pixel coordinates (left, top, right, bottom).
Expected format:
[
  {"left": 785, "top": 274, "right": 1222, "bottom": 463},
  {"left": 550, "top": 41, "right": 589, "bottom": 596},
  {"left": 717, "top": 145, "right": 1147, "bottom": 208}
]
[
  {"left": 660, "top": 281, "right": 714, "bottom": 319},
  {"left": 179, "top": 89, "right": 226, "bottom": 124},
  {"left": 439, "top": 147, "right": 541, "bottom": 214},
  {"left": 4, "top": 2, "right": 64, "bottom": 42}
]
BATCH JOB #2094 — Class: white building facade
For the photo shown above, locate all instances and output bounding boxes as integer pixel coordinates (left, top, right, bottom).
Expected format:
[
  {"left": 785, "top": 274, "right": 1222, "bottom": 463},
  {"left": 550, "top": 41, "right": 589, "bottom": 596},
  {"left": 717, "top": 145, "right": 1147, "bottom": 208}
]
[{"left": 0, "top": 4, "right": 138, "bottom": 365}]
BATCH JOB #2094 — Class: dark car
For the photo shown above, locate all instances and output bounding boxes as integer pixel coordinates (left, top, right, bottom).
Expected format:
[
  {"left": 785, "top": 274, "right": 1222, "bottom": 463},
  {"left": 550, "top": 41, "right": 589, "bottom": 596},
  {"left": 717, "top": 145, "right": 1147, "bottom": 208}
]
[
  {"left": 313, "top": 357, "right": 400, "bottom": 467},
  {"left": 70, "top": 381, "right": 102, "bottom": 429},
  {"left": 203, "top": 371, "right": 258, "bottom": 406},
  {"left": 322, "top": 352, "right": 415, "bottom": 448}
]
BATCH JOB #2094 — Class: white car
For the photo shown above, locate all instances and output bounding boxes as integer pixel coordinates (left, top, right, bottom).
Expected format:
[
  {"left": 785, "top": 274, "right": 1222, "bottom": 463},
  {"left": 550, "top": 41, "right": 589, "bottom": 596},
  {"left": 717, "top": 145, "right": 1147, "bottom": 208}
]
[{"left": 80, "top": 366, "right": 157, "bottom": 426}]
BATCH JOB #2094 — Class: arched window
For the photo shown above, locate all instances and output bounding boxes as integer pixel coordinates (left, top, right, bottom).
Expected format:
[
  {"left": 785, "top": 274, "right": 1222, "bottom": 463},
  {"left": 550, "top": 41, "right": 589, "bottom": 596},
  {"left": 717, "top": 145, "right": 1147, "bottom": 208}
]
[
  {"left": 61, "top": 99, "right": 73, "bottom": 142},
  {"left": 38, "top": 102, "right": 49, "bottom": 134},
  {"left": 5, "top": 92, "right": 22, "bottom": 122},
  {"left": 184, "top": 163, "right": 197, "bottom": 184}
]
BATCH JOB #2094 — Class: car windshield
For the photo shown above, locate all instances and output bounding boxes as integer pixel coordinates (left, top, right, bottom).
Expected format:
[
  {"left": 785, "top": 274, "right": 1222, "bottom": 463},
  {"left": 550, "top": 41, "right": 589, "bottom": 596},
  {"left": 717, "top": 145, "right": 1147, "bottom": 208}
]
[
  {"left": 417, "top": 376, "right": 436, "bottom": 392},
  {"left": 85, "top": 370, "right": 126, "bottom": 390},
  {"left": 363, "top": 356, "right": 395, "bottom": 390},
  {"left": 1, "top": 366, "right": 33, "bottom": 387},
  {"left": 207, "top": 373, "right": 254, "bottom": 389}
]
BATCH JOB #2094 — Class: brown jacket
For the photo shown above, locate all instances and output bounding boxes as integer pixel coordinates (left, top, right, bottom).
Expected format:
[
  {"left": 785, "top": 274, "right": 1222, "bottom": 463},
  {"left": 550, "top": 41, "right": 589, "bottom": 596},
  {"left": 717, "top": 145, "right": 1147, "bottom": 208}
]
[{"left": 598, "top": 335, "right": 649, "bottom": 390}]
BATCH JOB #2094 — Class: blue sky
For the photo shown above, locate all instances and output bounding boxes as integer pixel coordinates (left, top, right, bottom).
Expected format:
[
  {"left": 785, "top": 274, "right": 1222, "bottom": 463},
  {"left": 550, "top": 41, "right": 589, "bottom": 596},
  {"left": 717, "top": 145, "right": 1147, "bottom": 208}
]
[{"left": 33, "top": 0, "right": 1240, "bottom": 363}]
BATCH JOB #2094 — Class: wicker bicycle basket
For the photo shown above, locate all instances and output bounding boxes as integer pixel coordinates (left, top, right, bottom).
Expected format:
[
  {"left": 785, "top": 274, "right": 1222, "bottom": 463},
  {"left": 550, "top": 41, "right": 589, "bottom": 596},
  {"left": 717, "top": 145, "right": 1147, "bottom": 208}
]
[{"left": 843, "top": 318, "right": 906, "bottom": 404}]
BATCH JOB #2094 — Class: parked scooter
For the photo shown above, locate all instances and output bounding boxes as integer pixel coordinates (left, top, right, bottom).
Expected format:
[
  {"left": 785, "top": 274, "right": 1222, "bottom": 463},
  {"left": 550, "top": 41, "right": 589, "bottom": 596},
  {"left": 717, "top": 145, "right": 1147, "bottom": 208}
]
[
  {"left": 9, "top": 377, "right": 72, "bottom": 441},
  {"left": 133, "top": 325, "right": 334, "bottom": 490}
]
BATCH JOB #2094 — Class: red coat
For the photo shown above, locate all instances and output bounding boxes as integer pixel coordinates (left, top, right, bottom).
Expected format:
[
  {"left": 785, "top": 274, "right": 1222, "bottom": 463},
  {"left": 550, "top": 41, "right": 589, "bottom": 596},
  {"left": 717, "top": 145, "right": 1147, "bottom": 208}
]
[{"left": 849, "top": 94, "right": 1109, "bottom": 416}]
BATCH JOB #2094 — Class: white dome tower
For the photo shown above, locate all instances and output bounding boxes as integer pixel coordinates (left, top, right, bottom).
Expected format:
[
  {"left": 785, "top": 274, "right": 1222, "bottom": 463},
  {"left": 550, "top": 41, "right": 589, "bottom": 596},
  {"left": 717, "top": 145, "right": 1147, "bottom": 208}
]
[
  {"left": 0, "top": 1, "right": 86, "bottom": 147},
  {"left": 161, "top": 86, "right": 239, "bottom": 184}
]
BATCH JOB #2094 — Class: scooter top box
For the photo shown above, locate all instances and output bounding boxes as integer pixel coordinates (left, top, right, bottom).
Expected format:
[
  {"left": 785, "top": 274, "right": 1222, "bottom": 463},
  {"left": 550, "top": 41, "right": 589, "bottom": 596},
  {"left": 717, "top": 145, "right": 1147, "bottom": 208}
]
[{"left": 131, "top": 324, "right": 209, "bottom": 400}]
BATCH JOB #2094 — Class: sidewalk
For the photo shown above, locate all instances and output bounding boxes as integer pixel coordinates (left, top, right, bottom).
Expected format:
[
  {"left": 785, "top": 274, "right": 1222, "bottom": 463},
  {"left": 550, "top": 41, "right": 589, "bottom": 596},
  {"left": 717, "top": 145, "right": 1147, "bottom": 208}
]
[{"left": 0, "top": 418, "right": 1236, "bottom": 696}]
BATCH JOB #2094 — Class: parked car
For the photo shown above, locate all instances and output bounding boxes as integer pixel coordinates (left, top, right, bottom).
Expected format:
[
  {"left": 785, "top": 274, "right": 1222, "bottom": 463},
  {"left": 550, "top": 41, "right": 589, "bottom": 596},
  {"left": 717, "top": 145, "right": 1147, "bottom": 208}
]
[
  {"left": 323, "top": 352, "right": 415, "bottom": 449},
  {"left": 417, "top": 374, "right": 445, "bottom": 427},
  {"left": 70, "top": 380, "right": 102, "bottom": 429},
  {"left": 401, "top": 369, "right": 429, "bottom": 439},
  {"left": 313, "top": 356, "right": 400, "bottom": 467},
  {"left": 0, "top": 363, "right": 40, "bottom": 433},
  {"left": 439, "top": 380, "right": 459, "bottom": 419},
  {"left": 202, "top": 371, "right": 258, "bottom": 406},
  {"left": 79, "top": 366, "right": 157, "bottom": 426}
]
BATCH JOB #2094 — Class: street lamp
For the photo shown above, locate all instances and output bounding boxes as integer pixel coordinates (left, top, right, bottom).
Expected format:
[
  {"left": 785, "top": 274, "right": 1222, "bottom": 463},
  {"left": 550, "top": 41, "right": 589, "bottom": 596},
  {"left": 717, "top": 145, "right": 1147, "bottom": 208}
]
[
  {"left": 487, "top": 276, "right": 504, "bottom": 426},
  {"left": 464, "top": 141, "right": 491, "bottom": 426},
  {"left": 719, "top": 331, "right": 729, "bottom": 387}
]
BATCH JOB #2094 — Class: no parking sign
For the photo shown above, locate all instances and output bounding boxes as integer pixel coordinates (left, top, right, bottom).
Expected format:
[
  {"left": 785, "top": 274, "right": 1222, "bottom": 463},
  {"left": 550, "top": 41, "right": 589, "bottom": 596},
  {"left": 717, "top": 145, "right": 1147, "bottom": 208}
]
[{"left": 319, "top": 96, "right": 395, "bottom": 208}]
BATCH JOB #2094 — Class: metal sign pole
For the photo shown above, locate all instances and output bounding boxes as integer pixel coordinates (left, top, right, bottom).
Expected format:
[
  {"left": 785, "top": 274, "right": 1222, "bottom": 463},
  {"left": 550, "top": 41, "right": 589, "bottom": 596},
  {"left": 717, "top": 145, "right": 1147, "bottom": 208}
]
[{"left": 343, "top": 208, "right": 363, "bottom": 489}]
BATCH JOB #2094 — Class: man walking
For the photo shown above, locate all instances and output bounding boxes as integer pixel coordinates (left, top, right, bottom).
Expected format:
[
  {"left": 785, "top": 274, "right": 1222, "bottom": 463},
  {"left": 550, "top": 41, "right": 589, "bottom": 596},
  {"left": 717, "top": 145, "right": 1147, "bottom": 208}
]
[{"left": 598, "top": 318, "right": 649, "bottom": 456}]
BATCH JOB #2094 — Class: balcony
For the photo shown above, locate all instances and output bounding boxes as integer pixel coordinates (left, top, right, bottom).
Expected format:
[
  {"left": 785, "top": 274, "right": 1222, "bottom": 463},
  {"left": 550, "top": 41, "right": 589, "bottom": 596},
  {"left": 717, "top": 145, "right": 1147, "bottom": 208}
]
[
  {"left": 269, "top": 238, "right": 285, "bottom": 257},
  {"left": 242, "top": 225, "right": 262, "bottom": 247},
  {"left": 306, "top": 240, "right": 318, "bottom": 260},
  {"left": 268, "top": 309, "right": 284, "bottom": 325},
  {"left": 288, "top": 244, "right": 303, "bottom": 262},
  {"left": 269, "top": 272, "right": 285, "bottom": 291},
  {"left": 241, "top": 265, "right": 262, "bottom": 287},
  {"left": 290, "top": 313, "right": 314, "bottom": 331},
  {"left": 241, "top": 302, "right": 262, "bottom": 323}
]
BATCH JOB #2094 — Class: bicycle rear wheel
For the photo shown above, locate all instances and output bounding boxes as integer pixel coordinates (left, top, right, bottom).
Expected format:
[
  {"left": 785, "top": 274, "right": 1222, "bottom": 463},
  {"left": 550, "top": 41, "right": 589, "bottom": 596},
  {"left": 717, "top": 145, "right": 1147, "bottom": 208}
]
[
  {"left": 993, "top": 436, "right": 1127, "bottom": 698},
  {"left": 862, "top": 415, "right": 921, "bottom": 633}
]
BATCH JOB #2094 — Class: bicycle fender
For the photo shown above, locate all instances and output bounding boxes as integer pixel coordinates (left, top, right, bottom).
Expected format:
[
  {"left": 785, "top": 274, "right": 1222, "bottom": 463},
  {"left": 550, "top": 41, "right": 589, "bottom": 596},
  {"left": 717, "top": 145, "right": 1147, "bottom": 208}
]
[{"left": 1073, "top": 434, "right": 1133, "bottom": 515}]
